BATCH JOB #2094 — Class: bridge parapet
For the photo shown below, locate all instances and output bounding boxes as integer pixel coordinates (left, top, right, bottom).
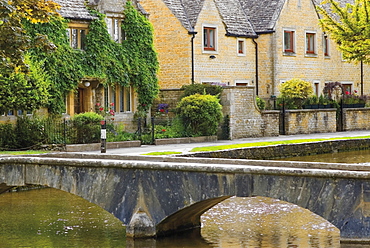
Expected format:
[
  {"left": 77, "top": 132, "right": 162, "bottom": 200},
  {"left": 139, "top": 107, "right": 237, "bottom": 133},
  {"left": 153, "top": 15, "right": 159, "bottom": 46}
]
[{"left": 1, "top": 154, "right": 370, "bottom": 240}]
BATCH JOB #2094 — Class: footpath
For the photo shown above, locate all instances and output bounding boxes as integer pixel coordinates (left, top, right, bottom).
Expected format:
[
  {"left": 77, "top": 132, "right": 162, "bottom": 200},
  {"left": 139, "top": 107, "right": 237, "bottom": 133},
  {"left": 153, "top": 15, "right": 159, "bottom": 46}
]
[{"left": 86, "top": 130, "right": 370, "bottom": 156}]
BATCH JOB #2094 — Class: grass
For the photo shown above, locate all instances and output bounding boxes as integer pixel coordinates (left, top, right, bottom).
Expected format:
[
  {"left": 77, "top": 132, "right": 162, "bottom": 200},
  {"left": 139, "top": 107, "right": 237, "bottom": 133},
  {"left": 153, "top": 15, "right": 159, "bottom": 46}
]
[
  {"left": 142, "top": 151, "right": 183, "bottom": 156},
  {"left": 189, "top": 135, "right": 370, "bottom": 152},
  {"left": 0, "top": 150, "right": 50, "bottom": 156}
]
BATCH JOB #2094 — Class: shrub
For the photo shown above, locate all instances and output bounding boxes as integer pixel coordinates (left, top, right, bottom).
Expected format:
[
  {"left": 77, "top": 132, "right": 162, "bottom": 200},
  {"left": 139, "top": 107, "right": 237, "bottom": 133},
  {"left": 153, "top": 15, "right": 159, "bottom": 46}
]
[
  {"left": 279, "top": 78, "right": 313, "bottom": 108},
  {"left": 176, "top": 94, "right": 223, "bottom": 136},
  {"left": 14, "top": 116, "right": 47, "bottom": 149},
  {"left": 180, "top": 84, "right": 223, "bottom": 99},
  {"left": 256, "top": 96, "right": 266, "bottom": 110},
  {"left": 72, "top": 112, "right": 103, "bottom": 144},
  {"left": 0, "top": 123, "right": 17, "bottom": 150}
]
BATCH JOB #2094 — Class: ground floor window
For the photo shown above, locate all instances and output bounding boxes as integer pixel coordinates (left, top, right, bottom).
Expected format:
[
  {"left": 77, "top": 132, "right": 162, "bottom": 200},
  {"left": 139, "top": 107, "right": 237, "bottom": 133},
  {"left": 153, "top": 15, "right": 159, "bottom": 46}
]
[{"left": 104, "top": 85, "right": 133, "bottom": 113}]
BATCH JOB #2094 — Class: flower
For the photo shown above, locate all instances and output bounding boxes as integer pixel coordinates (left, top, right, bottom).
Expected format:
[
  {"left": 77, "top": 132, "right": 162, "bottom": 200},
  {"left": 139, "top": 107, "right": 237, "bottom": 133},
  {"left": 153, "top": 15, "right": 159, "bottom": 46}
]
[
  {"left": 161, "top": 129, "right": 166, "bottom": 132},
  {"left": 157, "top": 103, "right": 169, "bottom": 114},
  {"left": 96, "top": 103, "right": 101, "bottom": 106},
  {"left": 99, "top": 107, "right": 104, "bottom": 111},
  {"left": 110, "top": 102, "right": 114, "bottom": 106}
]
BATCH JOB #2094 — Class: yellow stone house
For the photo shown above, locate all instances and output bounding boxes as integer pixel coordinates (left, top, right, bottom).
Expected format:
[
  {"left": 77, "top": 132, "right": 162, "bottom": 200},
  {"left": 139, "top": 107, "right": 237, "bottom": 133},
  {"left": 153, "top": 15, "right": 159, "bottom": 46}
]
[{"left": 139, "top": 0, "right": 370, "bottom": 100}]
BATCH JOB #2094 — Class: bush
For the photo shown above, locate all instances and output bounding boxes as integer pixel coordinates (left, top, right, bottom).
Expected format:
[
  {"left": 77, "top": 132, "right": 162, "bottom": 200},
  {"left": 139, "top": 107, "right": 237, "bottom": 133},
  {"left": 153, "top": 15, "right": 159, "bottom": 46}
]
[
  {"left": 256, "top": 96, "right": 266, "bottom": 110},
  {"left": 72, "top": 112, "right": 103, "bottom": 144},
  {"left": 0, "top": 123, "right": 17, "bottom": 150},
  {"left": 279, "top": 78, "right": 313, "bottom": 109},
  {"left": 180, "top": 84, "right": 223, "bottom": 99},
  {"left": 176, "top": 94, "right": 223, "bottom": 136}
]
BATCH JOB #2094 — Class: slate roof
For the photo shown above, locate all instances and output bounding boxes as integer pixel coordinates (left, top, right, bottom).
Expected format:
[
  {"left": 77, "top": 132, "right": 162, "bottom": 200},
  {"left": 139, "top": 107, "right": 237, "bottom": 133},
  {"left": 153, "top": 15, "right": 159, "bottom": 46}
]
[
  {"left": 239, "top": 0, "right": 285, "bottom": 33},
  {"left": 161, "top": 0, "right": 258, "bottom": 37},
  {"left": 53, "top": 0, "right": 97, "bottom": 21}
]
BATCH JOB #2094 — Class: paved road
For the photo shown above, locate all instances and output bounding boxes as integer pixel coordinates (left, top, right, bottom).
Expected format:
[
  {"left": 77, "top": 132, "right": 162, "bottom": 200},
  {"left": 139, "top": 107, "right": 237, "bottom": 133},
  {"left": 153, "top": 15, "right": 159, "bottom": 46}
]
[{"left": 86, "top": 130, "right": 370, "bottom": 156}]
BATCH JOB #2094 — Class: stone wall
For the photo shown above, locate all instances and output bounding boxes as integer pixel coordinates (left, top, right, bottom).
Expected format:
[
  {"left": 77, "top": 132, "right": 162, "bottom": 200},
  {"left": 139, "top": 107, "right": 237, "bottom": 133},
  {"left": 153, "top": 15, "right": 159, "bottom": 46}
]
[
  {"left": 343, "top": 108, "right": 370, "bottom": 131},
  {"left": 284, "top": 109, "right": 337, "bottom": 135},
  {"left": 185, "top": 138, "right": 370, "bottom": 160},
  {"left": 221, "top": 86, "right": 278, "bottom": 139}
]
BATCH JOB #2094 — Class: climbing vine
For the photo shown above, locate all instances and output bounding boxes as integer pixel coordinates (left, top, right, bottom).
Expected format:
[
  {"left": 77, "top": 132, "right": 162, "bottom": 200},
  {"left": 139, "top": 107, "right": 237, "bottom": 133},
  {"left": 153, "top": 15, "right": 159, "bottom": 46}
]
[
  {"left": 122, "top": 1, "right": 159, "bottom": 112},
  {"left": 24, "top": 1, "right": 158, "bottom": 113}
]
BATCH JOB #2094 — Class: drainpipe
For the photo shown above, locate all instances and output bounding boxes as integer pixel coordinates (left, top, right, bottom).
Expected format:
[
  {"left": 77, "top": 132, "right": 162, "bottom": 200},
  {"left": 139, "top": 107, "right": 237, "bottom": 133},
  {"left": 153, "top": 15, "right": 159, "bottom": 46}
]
[
  {"left": 361, "top": 60, "right": 364, "bottom": 96},
  {"left": 188, "top": 30, "right": 197, "bottom": 84},
  {"left": 252, "top": 38, "right": 259, "bottom": 96}
]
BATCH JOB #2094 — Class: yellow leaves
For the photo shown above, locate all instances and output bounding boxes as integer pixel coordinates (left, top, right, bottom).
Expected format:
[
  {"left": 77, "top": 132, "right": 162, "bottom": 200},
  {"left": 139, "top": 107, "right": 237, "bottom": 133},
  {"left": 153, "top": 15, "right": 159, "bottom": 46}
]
[{"left": 8, "top": 0, "right": 60, "bottom": 23}]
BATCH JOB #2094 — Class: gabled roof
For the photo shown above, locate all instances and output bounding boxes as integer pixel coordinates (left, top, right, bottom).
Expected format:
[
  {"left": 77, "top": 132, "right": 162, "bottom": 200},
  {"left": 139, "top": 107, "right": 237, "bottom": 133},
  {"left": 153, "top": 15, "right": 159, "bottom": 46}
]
[
  {"left": 214, "top": 0, "right": 257, "bottom": 38},
  {"left": 162, "top": 0, "right": 257, "bottom": 37},
  {"left": 53, "top": 0, "right": 97, "bottom": 21},
  {"left": 239, "top": 0, "right": 285, "bottom": 33},
  {"left": 162, "top": 0, "right": 205, "bottom": 31}
]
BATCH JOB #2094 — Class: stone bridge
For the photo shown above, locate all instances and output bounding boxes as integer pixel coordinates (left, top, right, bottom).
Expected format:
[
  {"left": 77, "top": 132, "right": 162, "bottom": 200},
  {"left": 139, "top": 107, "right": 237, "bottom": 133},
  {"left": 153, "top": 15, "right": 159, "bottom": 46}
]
[{"left": 1, "top": 153, "right": 370, "bottom": 240}]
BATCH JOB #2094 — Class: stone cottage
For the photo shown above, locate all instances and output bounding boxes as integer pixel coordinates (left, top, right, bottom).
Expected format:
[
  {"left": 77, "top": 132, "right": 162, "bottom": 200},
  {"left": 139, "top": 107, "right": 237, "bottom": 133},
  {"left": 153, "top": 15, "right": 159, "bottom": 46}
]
[{"left": 139, "top": 0, "right": 370, "bottom": 100}]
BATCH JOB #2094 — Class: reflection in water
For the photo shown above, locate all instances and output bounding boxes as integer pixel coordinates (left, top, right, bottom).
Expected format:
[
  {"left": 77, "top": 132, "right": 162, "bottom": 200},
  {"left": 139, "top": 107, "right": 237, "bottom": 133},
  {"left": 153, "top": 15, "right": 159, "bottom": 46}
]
[
  {"left": 0, "top": 188, "right": 345, "bottom": 247},
  {"left": 0, "top": 188, "right": 126, "bottom": 248},
  {"left": 201, "top": 196, "right": 340, "bottom": 248}
]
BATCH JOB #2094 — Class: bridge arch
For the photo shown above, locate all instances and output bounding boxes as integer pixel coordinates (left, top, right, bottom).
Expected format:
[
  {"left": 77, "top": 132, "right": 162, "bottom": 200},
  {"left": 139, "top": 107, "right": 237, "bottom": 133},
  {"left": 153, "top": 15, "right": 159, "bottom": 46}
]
[{"left": 1, "top": 155, "right": 370, "bottom": 240}]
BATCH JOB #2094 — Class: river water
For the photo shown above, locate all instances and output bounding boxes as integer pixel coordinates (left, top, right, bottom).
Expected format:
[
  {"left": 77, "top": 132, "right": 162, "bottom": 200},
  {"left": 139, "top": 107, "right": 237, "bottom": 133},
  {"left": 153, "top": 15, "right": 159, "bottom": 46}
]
[{"left": 1, "top": 150, "right": 369, "bottom": 247}]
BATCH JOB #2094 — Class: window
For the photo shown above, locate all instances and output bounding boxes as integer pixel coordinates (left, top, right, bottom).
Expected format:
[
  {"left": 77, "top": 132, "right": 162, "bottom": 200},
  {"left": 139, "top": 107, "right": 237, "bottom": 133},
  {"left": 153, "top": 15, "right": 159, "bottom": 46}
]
[
  {"left": 203, "top": 26, "right": 216, "bottom": 51},
  {"left": 119, "top": 86, "right": 133, "bottom": 112},
  {"left": 313, "top": 81, "right": 320, "bottom": 96},
  {"left": 67, "top": 24, "right": 88, "bottom": 50},
  {"left": 235, "top": 80, "right": 250, "bottom": 86},
  {"left": 237, "top": 39, "right": 246, "bottom": 56},
  {"left": 284, "top": 30, "right": 295, "bottom": 53},
  {"left": 323, "top": 35, "right": 329, "bottom": 57},
  {"left": 305, "top": 32, "right": 316, "bottom": 54},
  {"left": 107, "top": 17, "right": 124, "bottom": 43}
]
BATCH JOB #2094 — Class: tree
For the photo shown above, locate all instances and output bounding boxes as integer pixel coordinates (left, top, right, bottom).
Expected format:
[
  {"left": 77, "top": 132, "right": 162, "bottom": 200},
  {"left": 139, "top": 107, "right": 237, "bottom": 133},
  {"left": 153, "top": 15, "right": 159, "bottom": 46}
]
[
  {"left": 0, "top": 0, "right": 60, "bottom": 71},
  {"left": 0, "top": 0, "right": 59, "bottom": 113},
  {"left": 316, "top": 0, "right": 370, "bottom": 63}
]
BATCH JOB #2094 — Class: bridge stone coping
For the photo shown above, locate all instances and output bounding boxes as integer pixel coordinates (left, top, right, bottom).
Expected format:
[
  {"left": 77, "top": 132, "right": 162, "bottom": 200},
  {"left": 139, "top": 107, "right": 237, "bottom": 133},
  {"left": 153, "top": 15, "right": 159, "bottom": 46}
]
[{"left": 1, "top": 153, "right": 370, "bottom": 240}]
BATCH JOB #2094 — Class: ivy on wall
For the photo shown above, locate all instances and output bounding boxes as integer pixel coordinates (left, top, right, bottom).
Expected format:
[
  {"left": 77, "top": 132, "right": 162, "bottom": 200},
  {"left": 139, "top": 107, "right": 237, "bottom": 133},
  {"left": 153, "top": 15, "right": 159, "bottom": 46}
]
[
  {"left": 122, "top": 1, "right": 159, "bottom": 112},
  {"left": 25, "top": 1, "right": 158, "bottom": 114}
]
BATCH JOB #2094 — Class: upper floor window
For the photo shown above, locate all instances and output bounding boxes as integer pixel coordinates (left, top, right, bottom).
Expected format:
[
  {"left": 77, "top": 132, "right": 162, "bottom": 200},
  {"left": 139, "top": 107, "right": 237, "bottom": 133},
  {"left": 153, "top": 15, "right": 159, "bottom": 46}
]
[
  {"left": 237, "top": 39, "right": 246, "bottom": 56},
  {"left": 203, "top": 26, "right": 216, "bottom": 51},
  {"left": 323, "top": 35, "right": 330, "bottom": 57},
  {"left": 107, "top": 17, "right": 124, "bottom": 43},
  {"left": 305, "top": 32, "right": 316, "bottom": 54},
  {"left": 283, "top": 30, "right": 295, "bottom": 53},
  {"left": 67, "top": 24, "right": 88, "bottom": 50}
]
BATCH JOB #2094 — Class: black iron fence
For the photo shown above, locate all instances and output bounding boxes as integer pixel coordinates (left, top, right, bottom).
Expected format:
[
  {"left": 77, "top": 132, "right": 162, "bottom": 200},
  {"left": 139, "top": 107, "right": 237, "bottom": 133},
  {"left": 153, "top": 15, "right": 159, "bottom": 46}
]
[{"left": 0, "top": 116, "right": 175, "bottom": 150}]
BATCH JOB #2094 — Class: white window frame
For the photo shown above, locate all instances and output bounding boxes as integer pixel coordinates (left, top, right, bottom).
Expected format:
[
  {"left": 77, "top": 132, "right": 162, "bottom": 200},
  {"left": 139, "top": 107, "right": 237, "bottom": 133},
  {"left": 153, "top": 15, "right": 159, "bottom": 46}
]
[
  {"left": 305, "top": 30, "right": 317, "bottom": 56},
  {"left": 202, "top": 24, "right": 218, "bottom": 54},
  {"left": 283, "top": 28, "right": 296, "bottom": 54},
  {"left": 237, "top": 39, "right": 246, "bottom": 56}
]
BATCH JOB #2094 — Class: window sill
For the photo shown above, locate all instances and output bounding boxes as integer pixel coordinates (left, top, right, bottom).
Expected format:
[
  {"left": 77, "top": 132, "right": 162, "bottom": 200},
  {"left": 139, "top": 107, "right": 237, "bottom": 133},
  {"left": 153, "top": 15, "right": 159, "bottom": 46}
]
[
  {"left": 202, "top": 50, "right": 218, "bottom": 55},
  {"left": 283, "top": 52, "right": 296, "bottom": 56},
  {"left": 305, "top": 53, "right": 317, "bottom": 58}
]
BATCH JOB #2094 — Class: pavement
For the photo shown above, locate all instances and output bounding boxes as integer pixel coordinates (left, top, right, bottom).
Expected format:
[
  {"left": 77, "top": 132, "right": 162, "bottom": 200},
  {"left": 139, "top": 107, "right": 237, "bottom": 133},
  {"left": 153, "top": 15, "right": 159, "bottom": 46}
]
[{"left": 86, "top": 130, "right": 370, "bottom": 156}]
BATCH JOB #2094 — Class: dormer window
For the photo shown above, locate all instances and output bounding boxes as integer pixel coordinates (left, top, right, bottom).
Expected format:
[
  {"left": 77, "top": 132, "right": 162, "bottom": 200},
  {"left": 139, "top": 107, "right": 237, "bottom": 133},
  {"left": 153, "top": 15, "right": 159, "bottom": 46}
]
[{"left": 67, "top": 23, "right": 88, "bottom": 50}]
